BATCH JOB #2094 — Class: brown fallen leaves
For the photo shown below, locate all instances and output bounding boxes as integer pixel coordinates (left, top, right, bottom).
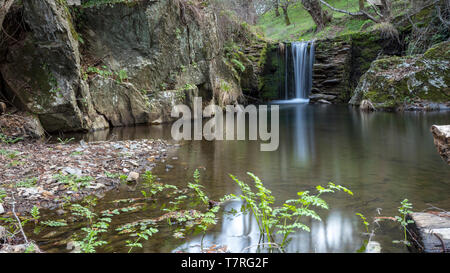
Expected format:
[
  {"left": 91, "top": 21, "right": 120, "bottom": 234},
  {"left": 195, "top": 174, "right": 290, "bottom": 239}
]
[{"left": 0, "top": 138, "right": 173, "bottom": 213}]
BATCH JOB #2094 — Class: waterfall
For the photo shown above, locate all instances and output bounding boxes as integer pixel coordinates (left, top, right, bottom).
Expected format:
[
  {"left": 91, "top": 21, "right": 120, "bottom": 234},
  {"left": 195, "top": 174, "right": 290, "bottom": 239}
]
[
  {"left": 291, "top": 41, "right": 315, "bottom": 100},
  {"left": 271, "top": 41, "right": 315, "bottom": 104}
]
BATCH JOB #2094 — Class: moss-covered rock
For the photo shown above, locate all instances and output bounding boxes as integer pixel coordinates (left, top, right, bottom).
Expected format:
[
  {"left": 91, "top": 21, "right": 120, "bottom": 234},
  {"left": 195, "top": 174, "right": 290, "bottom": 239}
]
[
  {"left": 0, "top": 0, "right": 255, "bottom": 132},
  {"left": 258, "top": 42, "right": 287, "bottom": 101},
  {"left": 349, "top": 41, "right": 450, "bottom": 111},
  {"left": 80, "top": 0, "right": 244, "bottom": 109},
  {"left": 0, "top": 0, "right": 108, "bottom": 132}
]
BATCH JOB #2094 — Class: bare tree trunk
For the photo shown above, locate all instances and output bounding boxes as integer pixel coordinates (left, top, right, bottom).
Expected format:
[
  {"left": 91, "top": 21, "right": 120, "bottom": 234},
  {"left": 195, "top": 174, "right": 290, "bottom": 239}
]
[
  {"left": 379, "top": 0, "right": 391, "bottom": 20},
  {"left": 359, "top": 0, "right": 365, "bottom": 11},
  {"left": 0, "top": 0, "right": 15, "bottom": 29},
  {"left": 281, "top": 4, "right": 291, "bottom": 25},
  {"left": 242, "top": 0, "right": 256, "bottom": 24},
  {"left": 274, "top": 0, "right": 280, "bottom": 17},
  {"left": 319, "top": 0, "right": 380, "bottom": 22},
  {"left": 302, "top": 0, "right": 332, "bottom": 31}
]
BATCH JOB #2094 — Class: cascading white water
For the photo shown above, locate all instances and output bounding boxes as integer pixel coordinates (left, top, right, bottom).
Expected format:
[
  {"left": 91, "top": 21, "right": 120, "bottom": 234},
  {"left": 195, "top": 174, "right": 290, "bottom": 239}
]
[
  {"left": 271, "top": 41, "right": 315, "bottom": 104},
  {"left": 291, "top": 41, "right": 315, "bottom": 100}
]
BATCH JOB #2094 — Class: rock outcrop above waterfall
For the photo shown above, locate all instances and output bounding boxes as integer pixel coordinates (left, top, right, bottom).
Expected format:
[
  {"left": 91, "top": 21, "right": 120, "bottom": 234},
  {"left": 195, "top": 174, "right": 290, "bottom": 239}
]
[
  {"left": 0, "top": 0, "right": 252, "bottom": 133},
  {"left": 311, "top": 31, "right": 403, "bottom": 103},
  {"left": 256, "top": 31, "right": 404, "bottom": 103},
  {"left": 431, "top": 125, "right": 450, "bottom": 165},
  {"left": 349, "top": 41, "right": 450, "bottom": 111}
]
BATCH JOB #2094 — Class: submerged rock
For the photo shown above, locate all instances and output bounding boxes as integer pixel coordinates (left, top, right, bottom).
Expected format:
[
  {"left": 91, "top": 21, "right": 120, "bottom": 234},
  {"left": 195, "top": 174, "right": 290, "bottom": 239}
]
[
  {"left": 349, "top": 41, "right": 450, "bottom": 111},
  {"left": 365, "top": 241, "right": 381, "bottom": 253}
]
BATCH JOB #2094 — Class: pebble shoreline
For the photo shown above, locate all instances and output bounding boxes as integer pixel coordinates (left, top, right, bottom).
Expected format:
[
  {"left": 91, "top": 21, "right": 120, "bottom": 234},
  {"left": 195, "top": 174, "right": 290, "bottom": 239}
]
[{"left": 0, "top": 139, "right": 175, "bottom": 214}]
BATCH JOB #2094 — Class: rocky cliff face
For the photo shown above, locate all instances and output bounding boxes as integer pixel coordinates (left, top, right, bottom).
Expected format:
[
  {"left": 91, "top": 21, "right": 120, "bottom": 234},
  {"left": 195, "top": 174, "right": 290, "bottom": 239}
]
[
  {"left": 257, "top": 31, "right": 403, "bottom": 103},
  {"left": 0, "top": 0, "right": 248, "bottom": 133},
  {"left": 311, "top": 31, "right": 403, "bottom": 103},
  {"left": 0, "top": 0, "right": 109, "bottom": 132},
  {"left": 349, "top": 41, "right": 450, "bottom": 111},
  {"left": 312, "top": 37, "right": 351, "bottom": 103}
]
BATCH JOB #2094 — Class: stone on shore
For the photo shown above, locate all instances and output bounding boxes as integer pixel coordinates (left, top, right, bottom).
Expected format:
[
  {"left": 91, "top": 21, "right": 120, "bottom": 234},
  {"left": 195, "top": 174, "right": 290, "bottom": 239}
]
[
  {"left": 127, "top": 172, "right": 140, "bottom": 182},
  {"left": 407, "top": 212, "right": 450, "bottom": 253},
  {"left": 431, "top": 125, "right": 450, "bottom": 165},
  {"left": 0, "top": 243, "right": 41, "bottom": 253},
  {"left": 365, "top": 241, "right": 381, "bottom": 253}
]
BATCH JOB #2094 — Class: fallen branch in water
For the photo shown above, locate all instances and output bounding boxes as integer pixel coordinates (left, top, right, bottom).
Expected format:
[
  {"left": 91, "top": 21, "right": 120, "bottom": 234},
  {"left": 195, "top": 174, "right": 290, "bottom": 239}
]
[{"left": 374, "top": 216, "right": 396, "bottom": 221}]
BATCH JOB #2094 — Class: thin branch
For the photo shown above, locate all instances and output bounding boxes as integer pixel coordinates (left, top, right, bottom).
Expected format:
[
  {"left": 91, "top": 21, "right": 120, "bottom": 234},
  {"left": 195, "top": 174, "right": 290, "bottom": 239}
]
[
  {"left": 432, "top": 232, "right": 447, "bottom": 253},
  {"left": 319, "top": 0, "right": 380, "bottom": 22},
  {"left": 436, "top": 5, "right": 450, "bottom": 27},
  {"left": 395, "top": 0, "right": 440, "bottom": 26},
  {"left": 319, "top": 0, "right": 362, "bottom": 16},
  {"left": 368, "top": 1, "right": 383, "bottom": 18},
  {"left": 10, "top": 193, "right": 29, "bottom": 245}
]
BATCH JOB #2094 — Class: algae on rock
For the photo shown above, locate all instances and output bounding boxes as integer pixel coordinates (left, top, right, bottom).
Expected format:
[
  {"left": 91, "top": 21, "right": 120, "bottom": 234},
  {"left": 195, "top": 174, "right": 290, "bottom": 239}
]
[
  {"left": 0, "top": 0, "right": 262, "bottom": 133},
  {"left": 349, "top": 41, "right": 450, "bottom": 111}
]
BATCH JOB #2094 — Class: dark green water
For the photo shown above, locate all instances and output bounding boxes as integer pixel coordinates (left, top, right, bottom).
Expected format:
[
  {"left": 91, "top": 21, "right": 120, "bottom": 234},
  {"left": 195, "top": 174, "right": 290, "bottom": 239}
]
[{"left": 34, "top": 104, "right": 450, "bottom": 253}]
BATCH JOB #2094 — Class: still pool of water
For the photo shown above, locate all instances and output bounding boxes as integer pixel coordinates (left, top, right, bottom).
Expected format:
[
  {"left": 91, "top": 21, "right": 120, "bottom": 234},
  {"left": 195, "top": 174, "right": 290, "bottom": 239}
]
[{"left": 34, "top": 104, "right": 450, "bottom": 253}]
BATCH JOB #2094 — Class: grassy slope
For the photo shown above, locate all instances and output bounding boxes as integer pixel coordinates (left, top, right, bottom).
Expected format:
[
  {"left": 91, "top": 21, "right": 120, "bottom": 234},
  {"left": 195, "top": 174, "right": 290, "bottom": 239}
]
[{"left": 256, "top": 0, "right": 380, "bottom": 42}]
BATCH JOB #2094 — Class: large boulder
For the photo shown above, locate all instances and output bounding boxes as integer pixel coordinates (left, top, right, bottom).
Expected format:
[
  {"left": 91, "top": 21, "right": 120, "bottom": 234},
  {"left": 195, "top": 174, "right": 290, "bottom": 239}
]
[
  {"left": 80, "top": 0, "right": 243, "bottom": 109},
  {"left": 0, "top": 0, "right": 108, "bottom": 132},
  {"left": 0, "top": 0, "right": 248, "bottom": 132},
  {"left": 349, "top": 41, "right": 450, "bottom": 111},
  {"left": 431, "top": 125, "right": 450, "bottom": 165},
  {"left": 0, "top": 112, "right": 45, "bottom": 139}
]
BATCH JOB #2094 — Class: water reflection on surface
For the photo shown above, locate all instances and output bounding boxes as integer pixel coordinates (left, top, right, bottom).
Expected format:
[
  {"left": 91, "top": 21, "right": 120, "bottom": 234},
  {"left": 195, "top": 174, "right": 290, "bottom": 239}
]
[
  {"left": 173, "top": 202, "right": 359, "bottom": 253},
  {"left": 58, "top": 104, "right": 449, "bottom": 253}
]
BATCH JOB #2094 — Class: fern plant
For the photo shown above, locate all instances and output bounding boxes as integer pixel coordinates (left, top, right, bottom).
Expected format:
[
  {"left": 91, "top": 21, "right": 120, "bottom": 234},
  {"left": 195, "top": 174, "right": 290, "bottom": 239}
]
[
  {"left": 230, "top": 173, "right": 353, "bottom": 250},
  {"left": 393, "top": 199, "right": 414, "bottom": 246},
  {"left": 70, "top": 204, "right": 111, "bottom": 253},
  {"left": 188, "top": 169, "right": 209, "bottom": 206}
]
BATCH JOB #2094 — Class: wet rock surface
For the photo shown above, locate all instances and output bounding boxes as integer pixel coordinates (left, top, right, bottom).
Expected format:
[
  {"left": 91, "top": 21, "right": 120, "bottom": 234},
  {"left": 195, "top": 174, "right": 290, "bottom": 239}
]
[
  {"left": 431, "top": 125, "right": 450, "bottom": 165},
  {"left": 0, "top": 139, "right": 174, "bottom": 213},
  {"left": 407, "top": 212, "right": 450, "bottom": 253}
]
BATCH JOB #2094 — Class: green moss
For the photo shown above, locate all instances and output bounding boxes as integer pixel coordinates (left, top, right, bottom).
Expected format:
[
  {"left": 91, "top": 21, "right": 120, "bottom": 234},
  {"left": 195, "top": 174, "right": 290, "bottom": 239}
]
[
  {"left": 358, "top": 42, "right": 450, "bottom": 109},
  {"left": 258, "top": 43, "right": 285, "bottom": 100},
  {"left": 423, "top": 41, "right": 450, "bottom": 60}
]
